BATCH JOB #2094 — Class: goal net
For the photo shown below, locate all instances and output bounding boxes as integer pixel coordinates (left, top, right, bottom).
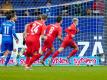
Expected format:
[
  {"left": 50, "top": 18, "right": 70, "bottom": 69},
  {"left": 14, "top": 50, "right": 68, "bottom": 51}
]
[{"left": 0, "top": 0, "right": 105, "bottom": 65}]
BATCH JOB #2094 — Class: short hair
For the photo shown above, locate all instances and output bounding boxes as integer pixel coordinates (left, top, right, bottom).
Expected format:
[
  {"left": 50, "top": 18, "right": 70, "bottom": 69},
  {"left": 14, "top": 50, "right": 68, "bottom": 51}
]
[
  {"left": 37, "top": 15, "right": 42, "bottom": 20},
  {"left": 72, "top": 18, "right": 78, "bottom": 22},
  {"left": 37, "top": 14, "right": 47, "bottom": 20},
  {"left": 56, "top": 16, "right": 62, "bottom": 23},
  {"left": 5, "top": 10, "right": 16, "bottom": 20},
  {"left": 41, "top": 14, "right": 47, "bottom": 20}
]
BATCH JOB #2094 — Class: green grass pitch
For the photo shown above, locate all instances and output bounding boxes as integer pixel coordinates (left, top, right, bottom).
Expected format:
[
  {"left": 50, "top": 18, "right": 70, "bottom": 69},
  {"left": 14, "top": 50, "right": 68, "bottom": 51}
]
[{"left": 0, "top": 66, "right": 107, "bottom": 80}]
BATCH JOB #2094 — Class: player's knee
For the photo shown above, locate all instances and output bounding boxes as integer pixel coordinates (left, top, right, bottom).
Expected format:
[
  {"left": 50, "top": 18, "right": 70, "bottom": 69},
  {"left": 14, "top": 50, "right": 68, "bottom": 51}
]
[{"left": 58, "top": 47, "right": 64, "bottom": 52}]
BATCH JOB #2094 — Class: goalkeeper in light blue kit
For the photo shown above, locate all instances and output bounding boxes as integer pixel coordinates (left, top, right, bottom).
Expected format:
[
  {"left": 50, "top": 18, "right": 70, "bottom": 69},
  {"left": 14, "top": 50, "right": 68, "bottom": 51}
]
[{"left": 0, "top": 11, "right": 19, "bottom": 66}]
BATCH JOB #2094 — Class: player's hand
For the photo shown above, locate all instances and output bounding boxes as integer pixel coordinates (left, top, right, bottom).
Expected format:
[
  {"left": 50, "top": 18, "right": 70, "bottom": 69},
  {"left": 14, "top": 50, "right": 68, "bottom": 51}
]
[{"left": 16, "top": 40, "right": 19, "bottom": 44}]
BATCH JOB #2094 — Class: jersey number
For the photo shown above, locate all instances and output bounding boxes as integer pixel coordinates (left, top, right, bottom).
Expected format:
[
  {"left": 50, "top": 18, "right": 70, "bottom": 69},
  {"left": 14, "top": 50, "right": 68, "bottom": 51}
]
[
  {"left": 31, "top": 23, "right": 39, "bottom": 34},
  {"left": 49, "top": 27, "right": 54, "bottom": 34},
  {"left": 4, "top": 26, "right": 9, "bottom": 34}
]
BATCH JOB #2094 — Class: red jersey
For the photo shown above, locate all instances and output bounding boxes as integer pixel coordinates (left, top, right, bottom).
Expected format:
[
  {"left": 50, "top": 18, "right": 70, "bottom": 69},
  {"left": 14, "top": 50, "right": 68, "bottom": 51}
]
[
  {"left": 65, "top": 23, "right": 78, "bottom": 39},
  {"left": 26, "top": 20, "right": 45, "bottom": 37},
  {"left": 46, "top": 23, "right": 62, "bottom": 41},
  {"left": 41, "top": 22, "right": 47, "bottom": 35},
  {"left": 26, "top": 22, "right": 33, "bottom": 34}
]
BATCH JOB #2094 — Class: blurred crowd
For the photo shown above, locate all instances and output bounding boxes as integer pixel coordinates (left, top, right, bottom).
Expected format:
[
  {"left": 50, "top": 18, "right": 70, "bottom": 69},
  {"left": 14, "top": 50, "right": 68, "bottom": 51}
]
[{"left": 0, "top": 0, "right": 105, "bottom": 16}]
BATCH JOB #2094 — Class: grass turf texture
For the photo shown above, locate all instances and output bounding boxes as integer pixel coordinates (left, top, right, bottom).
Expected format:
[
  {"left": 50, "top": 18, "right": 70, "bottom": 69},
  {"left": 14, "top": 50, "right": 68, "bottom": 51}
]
[{"left": 0, "top": 66, "right": 107, "bottom": 80}]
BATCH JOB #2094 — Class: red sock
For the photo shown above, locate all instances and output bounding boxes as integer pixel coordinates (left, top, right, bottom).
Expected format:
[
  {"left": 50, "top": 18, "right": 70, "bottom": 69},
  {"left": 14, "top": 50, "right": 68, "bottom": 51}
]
[
  {"left": 43, "top": 50, "right": 52, "bottom": 61},
  {"left": 25, "top": 56, "right": 30, "bottom": 64},
  {"left": 52, "top": 51, "right": 60, "bottom": 59},
  {"left": 67, "top": 49, "right": 78, "bottom": 59},
  {"left": 28, "top": 54, "right": 42, "bottom": 67}
]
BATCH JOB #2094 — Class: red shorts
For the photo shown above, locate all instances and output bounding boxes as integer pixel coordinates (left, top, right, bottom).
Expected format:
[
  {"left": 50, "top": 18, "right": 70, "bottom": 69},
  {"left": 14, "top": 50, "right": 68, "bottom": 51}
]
[
  {"left": 42, "top": 37, "right": 54, "bottom": 52},
  {"left": 25, "top": 35, "right": 40, "bottom": 56},
  {"left": 60, "top": 37, "right": 78, "bottom": 48}
]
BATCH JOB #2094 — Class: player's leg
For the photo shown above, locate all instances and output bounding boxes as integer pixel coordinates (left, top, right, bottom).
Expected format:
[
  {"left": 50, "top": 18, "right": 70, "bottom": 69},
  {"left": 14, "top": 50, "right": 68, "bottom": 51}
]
[
  {"left": 49, "top": 39, "right": 69, "bottom": 66},
  {"left": 24, "top": 36, "right": 34, "bottom": 67},
  {"left": 4, "top": 50, "right": 11, "bottom": 66},
  {"left": 0, "top": 41, "right": 9, "bottom": 57},
  {"left": 1, "top": 40, "right": 12, "bottom": 66},
  {"left": 27, "top": 51, "right": 42, "bottom": 69},
  {"left": 40, "top": 45, "right": 48, "bottom": 66},
  {"left": 12, "top": 38, "right": 20, "bottom": 66},
  {"left": 12, "top": 49, "right": 19, "bottom": 66},
  {"left": 41, "top": 47, "right": 55, "bottom": 66},
  {"left": 24, "top": 48, "right": 31, "bottom": 65},
  {"left": 48, "top": 47, "right": 64, "bottom": 67},
  {"left": 52, "top": 47, "right": 64, "bottom": 59},
  {"left": 25, "top": 56, "right": 30, "bottom": 65},
  {"left": 40, "top": 39, "right": 54, "bottom": 65},
  {"left": 41, "top": 38, "right": 52, "bottom": 54},
  {"left": 43, "top": 47, "right": 54, "bottom": 61},
  {"left": 24, "top": 44, "right": 32, "bottom": 66},
  {"left": 67, "top": 41, "right": 79, "bottom": 59},
  {"left": 5, "top": 41, "right": 14, "bottom": 66},
  {"left": 24, "top": 47, "right": 33, "bottom": 69},
  {"left": 26, "top": 39, "right": 42, "bottom": 69},
  {"left": 24, "top": 53, "right": 31, "bottom": 67},
  {"left": 52, "top": 39, "right": 69, "bottom": 59},
  {"left": 0, "top": 50, "right": 9, "bottom": 58}
]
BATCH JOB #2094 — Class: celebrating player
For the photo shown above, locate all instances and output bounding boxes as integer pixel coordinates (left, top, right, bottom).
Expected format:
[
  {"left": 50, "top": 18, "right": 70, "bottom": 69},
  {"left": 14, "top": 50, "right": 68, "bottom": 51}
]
[
  {"left": 24, "top": 15, "right": 47, "bottom": 69},
  {"left": 0, "top": 11, "right": 19, "bottom": 66},
  {"left": 40, "top": 16, "right": 63, "bottom": 66},
  {"left": 49, "top": 18, "right": 79, "bottom": 66}
]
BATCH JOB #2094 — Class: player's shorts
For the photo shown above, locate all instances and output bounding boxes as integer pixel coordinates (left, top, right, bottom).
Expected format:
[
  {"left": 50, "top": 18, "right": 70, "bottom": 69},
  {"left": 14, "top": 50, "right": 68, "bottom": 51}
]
[
  {"left": 25, "top": 35, "right": 40, "bottom": 56},
  {"left": 60, "top": 37, "right": 78, "bottom": 48},
  {"left": 1, "top": 37, "right": 13, "bottom": 52},
  {"left": 42, "top": 37, "right": 53, "bottom": 52}
]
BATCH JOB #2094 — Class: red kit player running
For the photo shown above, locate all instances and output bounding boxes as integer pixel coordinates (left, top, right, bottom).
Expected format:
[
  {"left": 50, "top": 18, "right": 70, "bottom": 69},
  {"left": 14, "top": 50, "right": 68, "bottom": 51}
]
[
  {"left": 40, "top": 16, "right": 63, "bottom": 66},
  {"left": 49, "top": 18, "right": 79, "bottom": 66},
  {"left": 24, "top": 15, "right": 47, "bottom": 69}
]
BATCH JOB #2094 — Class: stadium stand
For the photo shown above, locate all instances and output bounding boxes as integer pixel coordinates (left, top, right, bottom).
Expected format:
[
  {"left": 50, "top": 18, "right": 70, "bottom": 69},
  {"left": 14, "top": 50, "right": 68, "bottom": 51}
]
[{"left": 0, "top": 0, "right": 104, "bottom": 16}]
